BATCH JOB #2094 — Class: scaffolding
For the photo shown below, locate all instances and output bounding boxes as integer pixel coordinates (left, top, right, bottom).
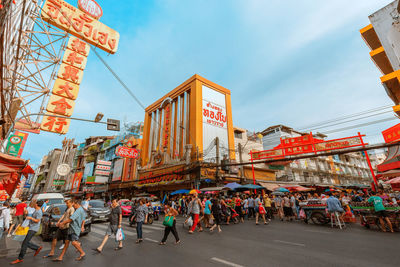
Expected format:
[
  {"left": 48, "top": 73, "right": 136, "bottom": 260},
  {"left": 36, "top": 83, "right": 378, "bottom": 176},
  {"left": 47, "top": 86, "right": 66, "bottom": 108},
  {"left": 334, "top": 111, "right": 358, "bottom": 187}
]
[{"left": 0, "top": 0, "right": 68, "bottom": 142}]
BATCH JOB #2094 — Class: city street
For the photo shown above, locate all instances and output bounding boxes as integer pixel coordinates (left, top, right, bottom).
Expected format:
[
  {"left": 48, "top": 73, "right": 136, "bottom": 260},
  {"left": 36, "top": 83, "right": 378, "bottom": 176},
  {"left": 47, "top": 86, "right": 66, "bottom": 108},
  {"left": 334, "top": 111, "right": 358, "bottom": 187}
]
[{"left": 1, "top": 217, "right": 399, "bottom": 267}]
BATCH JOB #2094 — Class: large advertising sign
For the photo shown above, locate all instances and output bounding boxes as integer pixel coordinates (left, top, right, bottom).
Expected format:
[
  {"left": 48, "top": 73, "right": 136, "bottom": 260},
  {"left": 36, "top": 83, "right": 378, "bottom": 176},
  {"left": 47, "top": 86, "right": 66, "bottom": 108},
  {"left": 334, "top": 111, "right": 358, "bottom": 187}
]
[
  {"left": 41, "top": 0, "right": 119, "bottom": 54},
  {"left": 71, "top": 172, "right": 83, "bottom": 193},
  {"left": 112, "top": 158, "right": 124, "bottom": 181},
  {"left": 83, "top": 162, "right": 94, "bottom": 182},
  {"left": 115, "top": 146, "right": 139, "bottom": 159},
  {"left": 202, "top": 85, "right": 228, "bottom": 162},
  {"left": 137, "top": 166, "right": 187, "bottom": 186},
  {"left": 6, "top": 131, "right": 28, "bottom": 157}
]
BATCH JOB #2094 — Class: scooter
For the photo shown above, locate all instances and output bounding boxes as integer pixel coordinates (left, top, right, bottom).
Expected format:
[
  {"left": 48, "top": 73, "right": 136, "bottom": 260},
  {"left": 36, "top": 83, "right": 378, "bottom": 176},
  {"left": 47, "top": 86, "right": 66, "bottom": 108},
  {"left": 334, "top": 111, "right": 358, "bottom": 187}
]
[{"left": 221, "top": 206, "right": 240, "bottom": 224}]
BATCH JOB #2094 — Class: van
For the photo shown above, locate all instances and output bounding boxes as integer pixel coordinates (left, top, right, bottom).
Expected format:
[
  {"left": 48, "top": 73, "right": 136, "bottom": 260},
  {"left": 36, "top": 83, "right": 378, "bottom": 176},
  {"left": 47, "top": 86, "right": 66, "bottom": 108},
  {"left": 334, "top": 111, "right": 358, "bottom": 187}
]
[{"left": 31, "top": 193, "right": 64, "bottom": 210}]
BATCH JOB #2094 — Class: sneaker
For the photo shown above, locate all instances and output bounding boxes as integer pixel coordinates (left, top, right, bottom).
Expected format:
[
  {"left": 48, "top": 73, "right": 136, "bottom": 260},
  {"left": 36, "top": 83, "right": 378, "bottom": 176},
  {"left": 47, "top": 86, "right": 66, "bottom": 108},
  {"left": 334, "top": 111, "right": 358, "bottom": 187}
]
[
  {"left": 11, "top": 259, "right": 23, "bottom": 265},
  {"left": 59, "top": 244, "right": 65, "bottom": 250},
  {"left": 7, "top": 234, "right": 11, "bottom": 238},
  {"left": 34, "top": 246, "right": 43, "bottom": 257}
]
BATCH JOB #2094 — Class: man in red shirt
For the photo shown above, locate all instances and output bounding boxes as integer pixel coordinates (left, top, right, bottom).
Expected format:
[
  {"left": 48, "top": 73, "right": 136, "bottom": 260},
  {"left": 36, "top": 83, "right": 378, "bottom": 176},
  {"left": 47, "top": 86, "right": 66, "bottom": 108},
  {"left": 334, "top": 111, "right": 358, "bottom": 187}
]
[{"left": 8, "top": 198, "right": 27, "bottom": 236}]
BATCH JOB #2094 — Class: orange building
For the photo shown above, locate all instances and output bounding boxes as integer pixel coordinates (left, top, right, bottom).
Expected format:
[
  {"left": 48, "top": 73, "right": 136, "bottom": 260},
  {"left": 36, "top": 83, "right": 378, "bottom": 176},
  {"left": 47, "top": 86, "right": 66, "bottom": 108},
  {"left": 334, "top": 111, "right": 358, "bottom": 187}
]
[{"left": 138, "top": 74, "right": 236, "bottom": 190}]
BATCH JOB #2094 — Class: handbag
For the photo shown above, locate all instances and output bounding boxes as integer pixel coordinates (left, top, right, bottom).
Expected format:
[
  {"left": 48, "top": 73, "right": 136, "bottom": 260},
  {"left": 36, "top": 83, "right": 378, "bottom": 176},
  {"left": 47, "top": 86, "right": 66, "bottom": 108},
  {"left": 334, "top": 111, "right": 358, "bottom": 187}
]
[
  {"left": 115, "top": 228, "right": 125, "bottom": 242},
  {"left": 163, "top": 216, "right": 174, "bottom": 227}
]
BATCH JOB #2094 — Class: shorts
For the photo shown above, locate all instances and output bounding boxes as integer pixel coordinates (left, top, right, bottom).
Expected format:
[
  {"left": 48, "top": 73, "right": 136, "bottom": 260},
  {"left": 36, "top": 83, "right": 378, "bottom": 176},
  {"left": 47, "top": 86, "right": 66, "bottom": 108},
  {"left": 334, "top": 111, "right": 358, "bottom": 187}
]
[
  {"left": 15, "top": 215, "right": 24, "bottom": 225},
  {"left": 284, "top": 207, "right": 293, "bottom": 217},
  {"left": 376, "top": 210, "right": 388, "bottom": 218},
  {"left": 67, "top": 233, "right": 79, "bottom": 242},
  {"left": 106, "top": 224, "right": 118, "bottom": 236},
  {"left": 52, "top": 228, "right": 68, "bottom": 241}
]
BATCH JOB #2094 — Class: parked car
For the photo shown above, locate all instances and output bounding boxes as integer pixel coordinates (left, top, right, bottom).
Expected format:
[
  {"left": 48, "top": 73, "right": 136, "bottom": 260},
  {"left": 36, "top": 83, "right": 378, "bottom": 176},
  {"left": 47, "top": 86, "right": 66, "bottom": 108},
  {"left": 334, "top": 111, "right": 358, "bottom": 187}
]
[
  {"left": 119, "top": 199, "right": 132, "bottom": 217},
  {"left": 31, "top": 193, "right": 64, "bottom": 211},
  {"left": 88, "top": 199, "right": 110, "bottom": 222},
  {"left": 41, "top": 204, "right": 91, "bottom": 241}
]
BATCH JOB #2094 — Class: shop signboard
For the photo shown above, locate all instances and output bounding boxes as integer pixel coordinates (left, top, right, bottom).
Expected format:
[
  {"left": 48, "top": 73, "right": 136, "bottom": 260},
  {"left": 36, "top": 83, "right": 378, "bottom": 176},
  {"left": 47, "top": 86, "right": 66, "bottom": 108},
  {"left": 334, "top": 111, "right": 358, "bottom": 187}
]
[
  {"left": 382, "top": 123, "right": 400, "bottom": 143},
  {"left": 41, "top": 0, "right": 120, "bottom": 54},
  {"left": 94, "top": 170, "right": 110, "bottom": 176},
  {"left": 97, "top": 160, "right": 112, "bottom": 166},
  {"left": 202, "top": 85, "right": 229, "bottom": 162},
  {"left": 78, "top": 0, "right": 103, "bottom": 19},
  {"left": 115, "top": 146, "right": 139, "bottom": 159},
  {"left": 137, "top": 165, "right": 189, "bottom": 186},
  {"left": 94, "top": 176, "right": 108, "bottom": 184},
  {"left": 112, "top": 158, "right": 124, "bottom": 181},
  {"left": 86, "top": 176, "right": 96, "bottom": 183},
  {"left": 40, "top": 112, "right": 71, "bottom": 134},
  {"left": 14, "top": 119, "right": 41, "bottom": 134},
  {"left": 71, "top": 172, "right": 83, "bottom": 193},
  {"left": 251, "top": 133, "right": 366, "bottom": 160},
  {"left": 96, "top": 165, "right": 111, "bottom": 171},
  {"left": 83, "top": 162, "right": 94, "bottom": 182},
  {"left": 6, "top": 134, "right": 23, "bottom": 157},
  {"left": 53, "top": 179, "right": 66, "bottom": 186}
]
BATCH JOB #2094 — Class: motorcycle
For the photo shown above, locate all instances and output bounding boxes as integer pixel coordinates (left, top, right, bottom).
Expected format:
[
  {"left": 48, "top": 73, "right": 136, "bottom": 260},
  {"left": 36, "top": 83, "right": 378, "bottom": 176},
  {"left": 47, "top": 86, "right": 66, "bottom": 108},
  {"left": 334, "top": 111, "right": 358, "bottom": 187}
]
[{"left": 221, "top": 206, "right": 240, "bottom": 224}]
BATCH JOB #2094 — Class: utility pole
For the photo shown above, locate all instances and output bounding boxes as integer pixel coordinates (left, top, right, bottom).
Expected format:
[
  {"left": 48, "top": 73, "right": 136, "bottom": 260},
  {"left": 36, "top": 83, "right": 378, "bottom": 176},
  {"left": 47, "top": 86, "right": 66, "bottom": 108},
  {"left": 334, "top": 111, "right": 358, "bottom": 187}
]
[
  {"left": 215, "top": 137, "right": 220, "bottom": 183},
  {"left": 238, "top": 143, "right": 244, "bottom": 184}
]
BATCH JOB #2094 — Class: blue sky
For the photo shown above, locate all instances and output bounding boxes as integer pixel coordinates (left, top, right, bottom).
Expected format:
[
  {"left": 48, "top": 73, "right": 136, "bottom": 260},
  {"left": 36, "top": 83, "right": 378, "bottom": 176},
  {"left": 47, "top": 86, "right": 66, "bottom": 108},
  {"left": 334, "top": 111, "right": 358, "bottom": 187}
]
[{"left": 20, "top": 0, "right": 397, "bottom": 165}]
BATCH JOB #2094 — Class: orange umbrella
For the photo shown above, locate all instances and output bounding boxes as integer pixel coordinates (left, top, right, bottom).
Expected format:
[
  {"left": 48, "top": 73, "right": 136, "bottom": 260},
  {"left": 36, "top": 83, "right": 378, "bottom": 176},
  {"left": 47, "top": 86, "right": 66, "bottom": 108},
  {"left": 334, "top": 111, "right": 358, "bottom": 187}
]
[{"left": 189, "top": 189, "right": 201, "bottom": 194}]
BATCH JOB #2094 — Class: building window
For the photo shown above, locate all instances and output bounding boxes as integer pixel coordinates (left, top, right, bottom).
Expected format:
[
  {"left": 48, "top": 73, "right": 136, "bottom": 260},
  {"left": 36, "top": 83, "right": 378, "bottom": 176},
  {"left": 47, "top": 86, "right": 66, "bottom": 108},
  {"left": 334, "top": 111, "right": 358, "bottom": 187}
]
[{"left": 234, "top": 130, "right": 243, "bottom": 139}]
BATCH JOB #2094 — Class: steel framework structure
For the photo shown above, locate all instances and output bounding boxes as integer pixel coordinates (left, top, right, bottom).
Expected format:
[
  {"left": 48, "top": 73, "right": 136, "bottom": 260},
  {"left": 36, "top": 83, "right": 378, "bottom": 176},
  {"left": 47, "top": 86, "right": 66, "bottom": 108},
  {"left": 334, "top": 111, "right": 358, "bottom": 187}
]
[{"left": 0, "top": 0, "right": 68, "bottom": 142}]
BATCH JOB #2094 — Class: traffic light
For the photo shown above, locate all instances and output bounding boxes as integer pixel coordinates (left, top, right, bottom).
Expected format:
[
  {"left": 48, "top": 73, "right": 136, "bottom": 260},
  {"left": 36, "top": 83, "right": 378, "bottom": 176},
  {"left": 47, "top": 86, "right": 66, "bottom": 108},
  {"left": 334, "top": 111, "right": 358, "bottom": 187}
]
[{"left": 107, "top": 119, "right": 120, "bottom": 131}]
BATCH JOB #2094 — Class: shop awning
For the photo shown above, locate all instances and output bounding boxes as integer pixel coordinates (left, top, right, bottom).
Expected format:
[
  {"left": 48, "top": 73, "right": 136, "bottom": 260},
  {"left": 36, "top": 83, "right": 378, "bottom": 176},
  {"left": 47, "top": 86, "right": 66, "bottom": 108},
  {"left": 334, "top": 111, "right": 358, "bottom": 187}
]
[
  {"left": 258, "top": 182, "right": 281, "bottom": 191},
  {"left": 200, "top": 186, "right": 225, "bottom": 192},
  {"left": 385, "top": 177, "right": 400, "bottom": 184},
  {"left": 0, "top": 153, "right": 34, "bottom": 196}
]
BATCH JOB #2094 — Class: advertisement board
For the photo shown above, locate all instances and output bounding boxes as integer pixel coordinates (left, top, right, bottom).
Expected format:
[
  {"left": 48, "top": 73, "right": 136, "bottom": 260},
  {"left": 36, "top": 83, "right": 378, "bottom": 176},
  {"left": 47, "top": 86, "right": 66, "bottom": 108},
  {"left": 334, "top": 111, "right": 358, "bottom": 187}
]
[
  {"left": 115, "top": 146, "right": 139, "bottom": 159},
  {"left": 112, "top": 158, "right": 124, "bottom": 181},
  {"left": 382, "top": 123, "right": 400, "bottom": 143},
  {"left": 83, "top": 162, "right": 94, "bottom": 182},
  {"left": 71, "top": 172, "right": 82, "bottom": 193},
  {"left": 202, "top": 85, "right": 228, "bottom": 162}
]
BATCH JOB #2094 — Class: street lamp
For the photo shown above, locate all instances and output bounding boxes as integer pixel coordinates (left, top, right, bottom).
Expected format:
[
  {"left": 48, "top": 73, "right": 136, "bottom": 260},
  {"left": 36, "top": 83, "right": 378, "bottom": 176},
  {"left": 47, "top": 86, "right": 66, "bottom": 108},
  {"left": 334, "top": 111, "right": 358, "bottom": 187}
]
[{"left": 94, "top": 112, "right": 104, "bottom": 122}]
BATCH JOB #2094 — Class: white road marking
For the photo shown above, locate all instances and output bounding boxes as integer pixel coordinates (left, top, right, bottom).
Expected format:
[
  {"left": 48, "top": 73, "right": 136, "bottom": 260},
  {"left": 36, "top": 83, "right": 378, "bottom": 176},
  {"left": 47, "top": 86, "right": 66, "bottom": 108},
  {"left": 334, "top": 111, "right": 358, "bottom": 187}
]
[
  {"left": 304, "top": 229, "right": 332, "bottom": 234},
  {"left": 273, "top": 240, "right": 306, "bottom": 247},
  {"left": 144, "top": 238, "right": 159, "bottom": 243},
  {"left": 143, "top": 225, "right": 164, "bottom": 231},
  {"left": 210, "top": 257, "right": 245, "bottom": 267}
]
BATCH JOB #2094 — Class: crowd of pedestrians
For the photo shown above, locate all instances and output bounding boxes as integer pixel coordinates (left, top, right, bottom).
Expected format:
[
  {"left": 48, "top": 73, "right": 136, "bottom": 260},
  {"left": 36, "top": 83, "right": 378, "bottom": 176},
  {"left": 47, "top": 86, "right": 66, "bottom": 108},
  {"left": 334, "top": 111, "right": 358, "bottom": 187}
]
[{"left": 1, "top": 188, "right": 399, "bottom": 264}]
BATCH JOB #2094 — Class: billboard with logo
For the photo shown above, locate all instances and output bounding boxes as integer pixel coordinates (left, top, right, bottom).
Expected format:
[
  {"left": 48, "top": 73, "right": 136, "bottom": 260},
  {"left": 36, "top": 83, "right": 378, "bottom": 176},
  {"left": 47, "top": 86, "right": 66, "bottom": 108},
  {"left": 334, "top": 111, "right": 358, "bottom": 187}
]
[
  {"left": 112, "top": 158, "right": 124, "bottom": 181},
  {"left": 202, "top": 85, "right": 229, "bottom": 162}
]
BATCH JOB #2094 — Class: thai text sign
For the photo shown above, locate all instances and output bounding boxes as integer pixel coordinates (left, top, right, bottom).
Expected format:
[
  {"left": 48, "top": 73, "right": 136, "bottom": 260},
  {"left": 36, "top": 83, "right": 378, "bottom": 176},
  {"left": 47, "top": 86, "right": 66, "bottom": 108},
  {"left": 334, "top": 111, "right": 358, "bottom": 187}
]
[
  {"left": 41, "top": 0, "right": 119, "bottom": 54},
  {"left": 163, "top": 103, "right": 171, "bottom": 148},
  {"left": 202, "top": 101, "right": 227, "bottom": 128},
  {"left": 53, "top": 179, "right": 66, "bottom": 186},
  {"left": 382, "top": 123, "right": 400, "bottom": 143},
  {"left": 115, "top": 146, "right": 139, "bottom": 159}
]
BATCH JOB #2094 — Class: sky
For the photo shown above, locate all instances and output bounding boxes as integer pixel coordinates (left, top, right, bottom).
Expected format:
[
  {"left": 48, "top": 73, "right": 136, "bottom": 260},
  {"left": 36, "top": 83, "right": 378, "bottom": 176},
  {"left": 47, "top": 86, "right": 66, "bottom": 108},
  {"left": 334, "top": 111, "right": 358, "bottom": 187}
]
[{"left": 17, "top": 0, "right": 397, "bottom": 165}]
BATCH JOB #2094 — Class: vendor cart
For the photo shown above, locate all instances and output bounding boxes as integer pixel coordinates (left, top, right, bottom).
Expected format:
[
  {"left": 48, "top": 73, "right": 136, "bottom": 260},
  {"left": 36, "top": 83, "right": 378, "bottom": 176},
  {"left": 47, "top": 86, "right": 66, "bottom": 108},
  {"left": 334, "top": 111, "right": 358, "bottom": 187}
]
[
  {"left": 351, "top": 202, "right": 400, "bottom": 231},
  {"left": 300, "top": 200, "right": 330, "bottom": 225}
]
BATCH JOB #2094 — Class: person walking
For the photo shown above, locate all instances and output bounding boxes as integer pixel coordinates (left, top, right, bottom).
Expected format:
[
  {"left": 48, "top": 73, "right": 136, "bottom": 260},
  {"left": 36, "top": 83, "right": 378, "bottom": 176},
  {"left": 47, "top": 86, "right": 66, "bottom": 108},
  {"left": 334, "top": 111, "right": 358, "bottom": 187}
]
[
  {"left": 8, "top": 198, "right": 27, "bottom": 237},
  {"left": 81, "top": 196, "right": 91, "bottom": 211},
  {"left": 248, "top": 195, "right": 255, "bottom": 219},
  {"left": 53, "top": 199, "right": 86, "bottom": 262},
  {"left": 189, "top": 193, "right": 203, "bottom": 233},
  {"left": 283, "top": 194, "right": 294, "bottom": 221},
  {"left": 263, "top": 194, "right": 273, "bottom": 221},
  {"left": 11, "top": 200, "right": 43, "bottom": 264},
  {"left": 0, "top": 201, "right": 11, "bottom": 239},
  {"left": 43, "top": 199, "right": 75, "bottom": 258},
  {"left": 210, "top": 197, "right": 222, "bottom": 233},
  {"left": 159, "top": 202, "right": 180, "bottom": 245},
  {"left": 234, "top": 194, "right": 244, "bottom": 223},
  {"left": 255, "top": 194, "right": 267, "bottom": 225},
  {"left": 274, "top": 195, "right": 284, "bottom": 221},
  {"left": 94, "top": 198, "right": 123, "bottom": 252},
  {"left": 243, "top": 195, "right": 249, "bottom": 219},
  {"left": 203, "top": 196, "right": 212, "bottom": 228},
  {"left": 135, "top": 198, "right": 148, "bottom": 243}
]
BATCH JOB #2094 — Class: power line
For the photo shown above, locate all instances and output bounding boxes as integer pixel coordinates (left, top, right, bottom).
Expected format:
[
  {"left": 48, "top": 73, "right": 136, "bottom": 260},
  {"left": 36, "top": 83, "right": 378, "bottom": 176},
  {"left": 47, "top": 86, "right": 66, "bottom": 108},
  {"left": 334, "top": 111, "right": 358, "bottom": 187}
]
[
  {"left": 321, "top": 116, "right": 398, "bottom": 134},
  {"left": 297, "top": 105, "right": 392, "bottom": 130}
]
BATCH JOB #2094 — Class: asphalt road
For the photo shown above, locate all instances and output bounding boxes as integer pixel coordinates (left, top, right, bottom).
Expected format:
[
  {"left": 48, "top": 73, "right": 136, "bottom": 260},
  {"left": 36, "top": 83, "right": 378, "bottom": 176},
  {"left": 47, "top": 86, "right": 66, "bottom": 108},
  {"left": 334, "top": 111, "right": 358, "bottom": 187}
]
[{"left": 1, "top": 216, "right": 399, "bottom": 267}]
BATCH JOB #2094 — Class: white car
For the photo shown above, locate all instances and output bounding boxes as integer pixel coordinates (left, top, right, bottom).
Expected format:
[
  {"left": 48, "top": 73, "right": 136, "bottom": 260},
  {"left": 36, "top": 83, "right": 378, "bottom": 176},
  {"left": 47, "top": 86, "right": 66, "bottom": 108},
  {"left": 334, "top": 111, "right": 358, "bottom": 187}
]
[{"left": 31, "top": 193, "right": 64, "bottom": 211}]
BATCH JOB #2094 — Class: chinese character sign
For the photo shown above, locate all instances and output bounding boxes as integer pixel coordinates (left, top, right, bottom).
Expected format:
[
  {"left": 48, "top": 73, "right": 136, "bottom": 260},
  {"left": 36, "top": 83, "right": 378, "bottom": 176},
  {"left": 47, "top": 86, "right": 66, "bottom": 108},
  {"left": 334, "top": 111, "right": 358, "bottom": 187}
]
[
  {"left": 41, "top": 0, "right": 119, "bottom": 54},
  {"left": 382, "top": 123, "right": 400, "bottom": 143},
  {"left": 40, "top": 112, "right": 71, "bottom": 134},
  {"left": 43, "top": 36, "right": 90, "bottom": 134}
]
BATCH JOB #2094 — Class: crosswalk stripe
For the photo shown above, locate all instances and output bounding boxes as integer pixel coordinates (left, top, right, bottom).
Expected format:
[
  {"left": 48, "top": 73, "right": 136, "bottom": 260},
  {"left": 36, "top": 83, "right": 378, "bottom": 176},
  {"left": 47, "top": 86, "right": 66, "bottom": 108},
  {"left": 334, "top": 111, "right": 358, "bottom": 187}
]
[{"left": 91, "top": 224, "right": 152, "bottom": 235}]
